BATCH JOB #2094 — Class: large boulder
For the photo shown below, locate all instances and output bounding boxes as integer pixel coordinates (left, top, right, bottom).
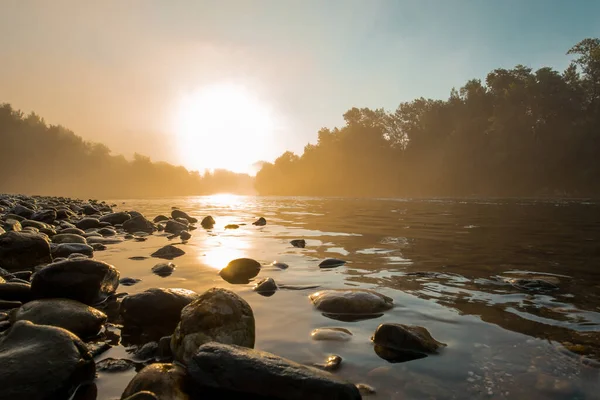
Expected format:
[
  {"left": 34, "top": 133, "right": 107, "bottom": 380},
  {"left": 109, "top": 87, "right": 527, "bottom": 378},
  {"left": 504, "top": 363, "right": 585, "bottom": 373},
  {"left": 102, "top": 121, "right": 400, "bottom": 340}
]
[
  {"left": 164, "top": 220, "right": 188, "bottom": 235},
  {"left": 52, "top": 233, "right": 87, "bottom": 244},
  {"left": 171, "top": 210, "right": 197, "bottom": 224},
  {"left": 123, "top": 216, "right": 155, "bottom": 234},
  {"left": 372, "top": 323, "right": 446, "bottom": 356},
  {"left": 12, "top": 298, "right": 107, "bottom": 338},
  {"left": 121, "top": 363, "right": 190, "bottom": 400},
  {"left": 0, "top": 231, "right": 52, "bottom": 271},
  {"left": 188, "top": 342, "right": 361, "bottom": 400},
  {"left": 171, "top": 288, "right": 255, "bottom": 365},
  {"left": 99, "top": 211, "right": 131, "bottom": 226},
  {"left": 31, "top": 259, "right": 119, "bottom": 305},
  {"left": 0, "top": 320, "right": 95, "bottom": 400},
  {"left": 219, "top": 258, "right": 261, "bottom": 284},
  {"left": 120, "top": 288, "right": 198, "bottom": 342},
  {"left": 52, "top": 243, "right": 94, "bottom": 258},
  {"left": 309, "top": 289, "right": 393, "bottom": 320}
]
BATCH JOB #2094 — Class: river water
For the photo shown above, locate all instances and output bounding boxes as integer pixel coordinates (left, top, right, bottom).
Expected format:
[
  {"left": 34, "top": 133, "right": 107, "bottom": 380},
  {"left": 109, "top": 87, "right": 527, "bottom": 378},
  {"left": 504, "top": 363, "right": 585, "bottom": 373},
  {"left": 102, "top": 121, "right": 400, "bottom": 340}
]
[{"left": 93, "top": 196, "right": 600, "bottom": 399}]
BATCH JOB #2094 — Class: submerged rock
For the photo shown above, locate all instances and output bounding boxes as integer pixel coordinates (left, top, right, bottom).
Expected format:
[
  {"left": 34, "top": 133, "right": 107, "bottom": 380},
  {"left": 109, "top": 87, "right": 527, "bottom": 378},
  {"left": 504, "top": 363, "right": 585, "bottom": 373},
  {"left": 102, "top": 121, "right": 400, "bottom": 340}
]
[
  {"left": 314, "top": 354, "right": 342, "bottom": 372},
  {"left": 96, "top": 357, "right": 135, "bottom": 373},
  {"left": 309, "top": 289, "right": 393, "bottom": 321},
  {"left": 152, "top": 262, "right": 176, "bottom": 277},
  {"left": 12, "top": 298, "right": 107, "bottom": 338},
  {"left": 219, "top": 258, "right": 261, "bottom": 284},
  {"left": 224, "top": 224, "right": 239, "bottom": 230},
  {"left": 290, "top": 239, "right": 306, "bottom": 248},
  {"left": 188, "top": 343, "right": 361, "bottom": 400},
  {"left": 171, "top": 287, "right": 255, "bottom": 365},
  {"left": 120, "top": 288, "right": 198, "bottom": 342},
  {"left": 0, "top": 231, "right": 51, "bottom": 271},
  {"left": 252, "top": 217, "right": 267, "bottom": 226},
  {"left": 151, "top": 245, "right": 185, "bottom": 259},
  {"left": 271, "top": 261, "right": 289, "bottom": 269},
  {"left": 319, "top": 258, "right": 346, "bottom": 268},
  {"left": 0, "top": 321, "right": 95, "bottom": 400},
  {"left": 372, "top": 323, "right": 446, "bottom": 356},
  {"left": 311, "top": 327, "right": 353, "bottom": 341},
  {"left": 200, "top": 216, "right": 215, "bottom": 229},
  {"left": 121, "top": 363, "right": 190, "bottom": 400},
  {"left": 31, "top": 258, "right": 120, "bottom": 305},
  {"left": 506, "top": 276, "right": 560, "bottom": 291},
  {"left": 120, "top": 277, "right": 142, "bottom": 286}
]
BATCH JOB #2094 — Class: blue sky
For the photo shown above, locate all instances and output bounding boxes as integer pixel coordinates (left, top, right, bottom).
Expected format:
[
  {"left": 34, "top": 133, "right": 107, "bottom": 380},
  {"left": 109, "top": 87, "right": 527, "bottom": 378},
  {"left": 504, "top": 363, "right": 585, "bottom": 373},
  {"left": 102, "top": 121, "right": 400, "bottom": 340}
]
[{"left": 1, "top": 0, "right": 599, "bottom": 172}]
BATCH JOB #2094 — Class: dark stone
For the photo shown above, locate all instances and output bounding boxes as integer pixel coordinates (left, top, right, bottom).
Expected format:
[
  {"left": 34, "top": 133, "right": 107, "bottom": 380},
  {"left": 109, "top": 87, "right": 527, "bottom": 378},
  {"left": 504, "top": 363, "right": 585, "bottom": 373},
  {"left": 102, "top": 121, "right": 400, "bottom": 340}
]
[
  {"left": 121, "top": 363, "right": 190, "bottom": 400},
  {"left": 61, "top": 227, "right": 86, "bottom": 235},
  {"left": 372, "top": 323, "right": 446, "bottom": 356},
  {"left": 180, "top": 231, "right": 191, "bottom": 241},
  {"left": 0, "top": 299, "right": 22, "bottom": 310},
  {"left": 290, "top": 239, "right": 306, "bottom": 248},
  {"left": 252, "top": 217, "right": 267, "bottom": 226},
  {"left": 123, "top": 216, "right": 155, "bottom": 234},
  {"left": 253, "top": 277, "right": 277, "bottom": 296},
  {"left": 152, "top": 262, "right": 176, "bottom": 277},
  {"left": 52, "top": 233, "right": 88, "bottom": 244},
  {"left": 164, "top": 220, "right": 188, "bottom": 235},
  {"left": 151, "top": 245, "right": 185, "bottom": 260},
  {"left": 224, "top": 224, "right": 239, "bottom": 230},
  {"left": 13, "top": 271, "right": 32, "bottom": 281},
  {"left": 76, "top": 218, "right": 101, "bottom": 230},
  {"left": 508, "top": 277, "right": 560, "bottom": 291},
  {"left": 12, "top": 298, "right": 107, "bottom": 338},
  {"left": 171, "top": 288, "right": 255, "bottom": 365},
  {"left": 188, "top": 343, "right": 361, "bottom": 400},
  {"left": 10, "top": 204, "right": 35, "bottom": 219},
  {"left": 31, "top": 209, "right": 57, "bottom": 224},
  {"left": 120, "top": 288, "right": 198, "bottom": 342},
  {"left": 314, "top": 354, "right": 342, "bottom": 371},
  {"left": 0, "top": 231, "right": 52, "bottom": 271},
  {"left": 171, "top": 209, "right": 197, "bottom": 223},
  {"left": 0, "top": 282, "right": 31, "bottom": 302},
  {"left": 201, "top": 216, "right": 215, "bottom": 229},
  {"left": 91, "top": 243, "right": 107, "bottom": 251},
  {"left": 134, "top": 341, "right": 159, "bottom": 360},
  {"left": 0, "top": 321, "right": 95, "bottom": 400},
  {"left": 56, "top": 209, "right": 76, "bottom": 220},
  {"left": 120, "top": 277, "right": 142, "bottom": 286},
  {"left": 153, "top": 215, "right": 169, "bottom": 223},
  {"left": 96, "top": 357, "right": 135, "bottom": 372},
  {"left": 99, "top": 212, "right": 131, "bottom": 225},
  {"left": 0, "top": 267, "right": 14, "bottom": 280},
  {"left": 98, "top": 227, "right": 117, "bottom": 236},
  {"left": 82, "top": 205, "right": 99, "bottom": 215},
  {"left": 31, "top": 258, "right": 120, "bottom": 305},
  {"left": 319, "top": 259, "right": 346, "bottom": 268},
  {"left": 122, "top": 392, "right": 159, "bottom": 400},
  {"left": 1, "top": 218, "right": 22, "bottom": 232},
  {"left": 219, "top": 258, "right": 261, "bottom": 284},
  {"left": 52, "top": 243, "right": 94, "bottom": 258}
]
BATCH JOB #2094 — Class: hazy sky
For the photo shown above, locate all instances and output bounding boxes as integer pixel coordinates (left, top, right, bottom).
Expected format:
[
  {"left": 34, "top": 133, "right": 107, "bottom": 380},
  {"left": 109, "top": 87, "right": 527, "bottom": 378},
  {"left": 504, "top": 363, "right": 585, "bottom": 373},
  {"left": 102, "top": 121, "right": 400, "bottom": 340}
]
[{"left": 2, "top": 0, "right": 599, "bottom": 173}]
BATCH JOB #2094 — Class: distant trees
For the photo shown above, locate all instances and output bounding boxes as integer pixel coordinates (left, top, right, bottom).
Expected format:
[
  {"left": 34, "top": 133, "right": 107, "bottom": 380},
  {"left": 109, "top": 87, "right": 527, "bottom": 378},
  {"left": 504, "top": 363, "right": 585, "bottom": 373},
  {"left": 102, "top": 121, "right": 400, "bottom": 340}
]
[
  {"left": 0, "top": 104, "right": 254, "bottom": 198},
  {"left": 256, "top": 38, "right": 600, "bottom": 198}
]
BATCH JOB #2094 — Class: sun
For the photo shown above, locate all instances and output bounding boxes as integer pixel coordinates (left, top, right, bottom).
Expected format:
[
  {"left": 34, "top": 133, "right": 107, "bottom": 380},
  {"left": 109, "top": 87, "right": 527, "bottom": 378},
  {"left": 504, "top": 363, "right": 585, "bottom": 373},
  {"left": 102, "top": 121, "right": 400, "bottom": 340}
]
[{"left": 173, "top": 83, "right": 276, "bottom": 174}]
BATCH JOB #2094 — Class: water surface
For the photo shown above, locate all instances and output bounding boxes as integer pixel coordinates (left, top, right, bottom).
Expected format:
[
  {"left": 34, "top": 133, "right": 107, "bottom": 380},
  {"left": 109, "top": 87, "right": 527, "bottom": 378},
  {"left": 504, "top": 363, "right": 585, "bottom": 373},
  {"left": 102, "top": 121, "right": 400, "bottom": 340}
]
[{"left": 95, "top": 196, "right": 600, "bottom": 399}]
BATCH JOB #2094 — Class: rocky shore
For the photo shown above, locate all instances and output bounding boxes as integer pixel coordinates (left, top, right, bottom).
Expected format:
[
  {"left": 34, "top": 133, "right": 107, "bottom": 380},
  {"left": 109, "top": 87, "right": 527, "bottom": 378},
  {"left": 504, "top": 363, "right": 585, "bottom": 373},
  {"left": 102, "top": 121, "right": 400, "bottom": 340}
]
[{"left": 0, "top": 194, "right": 446, "bottom": 399}]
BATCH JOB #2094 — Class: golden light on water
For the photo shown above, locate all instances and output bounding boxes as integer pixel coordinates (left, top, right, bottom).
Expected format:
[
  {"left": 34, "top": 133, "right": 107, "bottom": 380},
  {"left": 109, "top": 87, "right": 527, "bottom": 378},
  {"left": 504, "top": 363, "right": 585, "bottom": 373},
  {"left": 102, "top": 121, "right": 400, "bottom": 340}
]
[
  {"left": 173, "top": 83, "right": 276, "bottom": 174},
  {"left": 202, "top": 234, "right": 250, "bottom": 270}
]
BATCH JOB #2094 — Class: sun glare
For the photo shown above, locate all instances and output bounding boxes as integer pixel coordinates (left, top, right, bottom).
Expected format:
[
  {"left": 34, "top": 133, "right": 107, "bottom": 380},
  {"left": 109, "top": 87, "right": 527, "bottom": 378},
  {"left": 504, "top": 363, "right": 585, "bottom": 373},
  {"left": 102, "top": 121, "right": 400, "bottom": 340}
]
[{"left": 174, "top": 83, "right": 275, "bottom": 174}]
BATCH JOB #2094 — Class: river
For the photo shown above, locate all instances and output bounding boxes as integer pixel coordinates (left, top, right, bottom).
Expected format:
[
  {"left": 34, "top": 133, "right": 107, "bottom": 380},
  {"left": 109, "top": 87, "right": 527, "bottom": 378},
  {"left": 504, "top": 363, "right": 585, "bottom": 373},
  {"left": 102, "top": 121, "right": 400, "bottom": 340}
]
[{"left": 94, "top": 196, "right": 600, "bottom": 399}]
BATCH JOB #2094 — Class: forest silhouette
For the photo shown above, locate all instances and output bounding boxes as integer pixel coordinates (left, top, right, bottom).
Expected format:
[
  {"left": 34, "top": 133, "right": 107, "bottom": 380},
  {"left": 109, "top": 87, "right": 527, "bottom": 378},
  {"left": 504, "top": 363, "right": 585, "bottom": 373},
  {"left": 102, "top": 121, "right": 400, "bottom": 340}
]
[{"left": 256, "top": 38, "right": 600, "bottom": 198}]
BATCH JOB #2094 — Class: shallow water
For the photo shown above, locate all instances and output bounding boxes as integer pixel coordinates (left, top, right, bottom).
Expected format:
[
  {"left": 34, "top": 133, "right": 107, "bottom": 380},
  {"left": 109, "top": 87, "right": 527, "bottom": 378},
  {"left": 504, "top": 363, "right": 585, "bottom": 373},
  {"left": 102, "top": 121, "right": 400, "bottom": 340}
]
[{"left": 94, "top": 196, "right": 600, "bottom": 399}]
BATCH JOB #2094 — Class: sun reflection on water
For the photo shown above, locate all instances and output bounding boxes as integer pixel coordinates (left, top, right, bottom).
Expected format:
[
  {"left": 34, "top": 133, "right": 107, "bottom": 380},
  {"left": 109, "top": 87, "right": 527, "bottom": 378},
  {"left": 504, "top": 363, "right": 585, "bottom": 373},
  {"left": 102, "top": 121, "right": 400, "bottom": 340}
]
[{"left": 202, "top": 234, "right": 250, "bottom": 270}]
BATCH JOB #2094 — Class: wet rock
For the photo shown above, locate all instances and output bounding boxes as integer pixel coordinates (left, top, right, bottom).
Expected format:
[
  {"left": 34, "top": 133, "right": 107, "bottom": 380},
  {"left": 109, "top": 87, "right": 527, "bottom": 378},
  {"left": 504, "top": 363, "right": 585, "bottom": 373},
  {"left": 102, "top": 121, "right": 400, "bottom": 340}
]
[
  {"left": 165, "top": 220, "right": 188, "bottom": 235},
  {"left": 98, "top": 227, "right": 117, "bottom": 236},
  {"left": 129, "top": 256, "right": 148, "bottom": 261},
  {"left": 75, "top": 218, "right": 101, "bottom": 230},
  {"left": 122, "top": 363, "right": 190, "bottom": 400},
  {"left": 120, "top": 277, "right": 142, "bottom": 286},
  {"left": 152, "top": 262, "right": 176, "bottom": 277},
  {"left": 314, "top": 354, "right": 342, "bottom": 372},
  {"left": 171, "top": 287, "right": 255, "bottom": 365},
  {"left": 122, "top": 392, "right": 159, "bottom": 400},
  {"left": 10, "top": 204, "right": 35, "bottom": 219},
  {"left": 52, "top": 243, "right": 94, "bottom": 258},
  {"left": 99, "top": 211, "right": 131, "bottom": 225},
  {"left": 91, "top": 243, "right": 107, "bottom": 251},
  {"left": 372, "top": 323, "right": 446, "bottom": 355},
  {"left": 219, "top": 258, "right": 261, "bottom": 284},
  {"left": 21, "top": 219, "right": 49, "bottom": 230},
  {"left": 56, "top": 209, "right": 76, "bottom": 220},
  {"left": 61, "top": 227, "right": 86, "bottom": 235},
  {"left": 134, "top": 341, "right": 159, "bottom": 360},
  {"left": 157, "top": 336, "right": 173, "bottom": 360},
  {"left": 87, "top": 236, "right": 123, "bottom": 245},
  {"left": 319, "top": 258, "right": 346, "bottom": 268},
  {"left": 12, "top": 298, "right": 107, "bottom": 338},
  {"left": 311, "top": 327, "right": 353, "bottom": 341},
  {"left": 171, "top": 210, "right": 197, "bottom": 224},
  {"left": 309, "top": 289, "right": 394, "bottom": 318},
  {"left": 271, "top": 261, "right": 289, "bottom": 269},
  {"left": 1, "top": 218, "right": 22, "bottom": 232},
  {"left": 201, "top": 216, "right": 215, "bottom": 229},
  {"left": 253, "top": 277, "right": 277, "bottom": 296},
  {"left": 507, "top": 277, "right": 560, "bottom": 291},
  {"left": 151, "top": 245, "right": 185, "bottom": 259},
  {"left": 252, "top": 217, "right": 267, "bottom": 226},
  {"left": 356, "top": 383, "right": 376, "bottom": 396},
  {"left": 31, "top": 258, "right": 120, "bottom": 305},
  {"left": 52, "top": 233, "right": 88, "bottom": 244},
  {"left": 188, "top": 342, "right": 361, "bottom": 400},
  {"left": 123, "top": 216, "right": 156, "bottom": 234},
  {"left": 0, "top": 282, "right": 31, "bottom": 302},
  {"left": 225, "top": 224, "right": 240, "bottom": 229},
  {"left": 120, "top": 288, "right": 198, "bottom": 342},
  {"left": 31, "top": 209, "right": 56, "bottom": 224},
  {"left": 0, "top": 231, "right": 51, "bottom": 271},
  {"left": 153, "top": 215, "right": 169, "bottom": 223},
  {"left": 97, "top": 357, "right": 135, "bottom": 372},
  {"left": 291, "top": 239, "right": 306, "bottom": 248},
  {"left": 0, "top": 320, "right": 95, "bottom": 400},
  {"left": 180, "top": 231, "right": 191, "bottom": 241},
  {"left": 82, "top": 205, "right": 100, "bottom": 215}
]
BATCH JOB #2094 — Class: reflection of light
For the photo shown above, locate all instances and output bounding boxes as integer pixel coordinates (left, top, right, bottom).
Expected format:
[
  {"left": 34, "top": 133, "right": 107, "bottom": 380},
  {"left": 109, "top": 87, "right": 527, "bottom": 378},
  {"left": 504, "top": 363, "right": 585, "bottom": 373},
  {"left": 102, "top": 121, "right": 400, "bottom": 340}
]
[
  {"left": 202, "top": 235, "right": 250, "bottom": 270},
  {"left": 203, "top": 194, "right": 242, "bottom": 207}
]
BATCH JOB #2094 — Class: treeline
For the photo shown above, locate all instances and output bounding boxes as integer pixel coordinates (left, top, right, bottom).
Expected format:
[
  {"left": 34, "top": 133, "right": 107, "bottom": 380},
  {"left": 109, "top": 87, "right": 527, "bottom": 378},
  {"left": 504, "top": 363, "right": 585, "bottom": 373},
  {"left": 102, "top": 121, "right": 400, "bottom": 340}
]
[
  {"left": 256, "top": 38, "right": 600, "bottom": 198},
  {"left": 0, "top": 104, "right": 254, "bottom": 198}
]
